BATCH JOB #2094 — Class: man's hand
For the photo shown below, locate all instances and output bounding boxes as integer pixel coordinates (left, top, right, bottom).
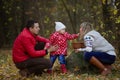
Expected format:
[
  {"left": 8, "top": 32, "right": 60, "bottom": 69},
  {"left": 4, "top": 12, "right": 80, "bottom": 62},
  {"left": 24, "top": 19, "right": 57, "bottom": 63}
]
[{"left": 47, "top": 45, "right": 58, "bottom": 53}]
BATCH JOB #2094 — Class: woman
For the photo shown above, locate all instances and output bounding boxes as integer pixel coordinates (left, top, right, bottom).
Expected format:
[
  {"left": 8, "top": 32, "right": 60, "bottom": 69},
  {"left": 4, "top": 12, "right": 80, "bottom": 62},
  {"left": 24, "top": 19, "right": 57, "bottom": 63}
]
[{"left": 76, "top": 22, "right": 116, "bottom": 76}]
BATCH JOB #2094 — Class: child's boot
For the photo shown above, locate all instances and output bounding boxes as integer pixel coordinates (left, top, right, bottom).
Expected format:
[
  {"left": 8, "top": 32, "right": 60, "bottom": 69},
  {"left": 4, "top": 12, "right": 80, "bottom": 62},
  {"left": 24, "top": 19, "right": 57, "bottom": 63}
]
[
  {"left": 47, "top": 69, "right": 52, "bottom": 74},
  {"left": 61, "top": 64, "right": 67, "bottom": 73}
]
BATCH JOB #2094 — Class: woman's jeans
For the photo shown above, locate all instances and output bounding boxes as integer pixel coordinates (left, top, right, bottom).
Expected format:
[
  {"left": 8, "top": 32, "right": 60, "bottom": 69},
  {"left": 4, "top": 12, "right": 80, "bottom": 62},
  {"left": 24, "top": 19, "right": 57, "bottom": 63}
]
[{"left": 84, "top": 51, "right": 116, "bottom": 65}]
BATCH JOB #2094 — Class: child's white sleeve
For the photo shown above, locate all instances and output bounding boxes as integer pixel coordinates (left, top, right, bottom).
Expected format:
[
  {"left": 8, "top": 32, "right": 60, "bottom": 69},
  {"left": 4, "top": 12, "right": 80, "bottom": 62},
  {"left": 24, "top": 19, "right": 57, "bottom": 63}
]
[{"left": 77, "top": 35, "right": 94, "bottom": 52}]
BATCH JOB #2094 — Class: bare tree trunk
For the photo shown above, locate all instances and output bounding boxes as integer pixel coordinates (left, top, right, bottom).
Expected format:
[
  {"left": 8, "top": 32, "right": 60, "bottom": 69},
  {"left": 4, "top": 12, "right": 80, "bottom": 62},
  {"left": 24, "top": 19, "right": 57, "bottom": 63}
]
[
  {"left": 0, "top": 0, "right": 5, "bottom": 48},
  {"left": 61, "top": 0, "right": 76, "bottom": 33},
  {"left": 115, "top": 0, "right": 120, "bottom": 56}
]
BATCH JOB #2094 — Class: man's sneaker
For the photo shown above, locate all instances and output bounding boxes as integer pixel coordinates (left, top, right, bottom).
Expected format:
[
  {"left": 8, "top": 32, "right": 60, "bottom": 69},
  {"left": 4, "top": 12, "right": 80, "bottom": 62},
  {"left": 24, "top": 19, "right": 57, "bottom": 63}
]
[{"left": 19, "top": 69, "right": 29, "bottom": 77}]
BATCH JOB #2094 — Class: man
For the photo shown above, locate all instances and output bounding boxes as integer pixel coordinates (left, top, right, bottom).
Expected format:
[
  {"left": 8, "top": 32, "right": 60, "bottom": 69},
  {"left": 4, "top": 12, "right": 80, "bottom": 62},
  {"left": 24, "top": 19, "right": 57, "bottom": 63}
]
[{"left": 12, "top": 20, "right": 58, "bottom": 77}]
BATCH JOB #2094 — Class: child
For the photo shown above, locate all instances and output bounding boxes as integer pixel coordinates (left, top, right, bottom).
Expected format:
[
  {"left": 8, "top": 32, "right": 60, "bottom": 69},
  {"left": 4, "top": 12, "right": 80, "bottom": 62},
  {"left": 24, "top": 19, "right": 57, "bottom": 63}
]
[
  {"left": 76, "top": 22, "right": 116, "bottom": 76},
  {"left": 48, "top": 22, "right": 79, "bottom": 73}
]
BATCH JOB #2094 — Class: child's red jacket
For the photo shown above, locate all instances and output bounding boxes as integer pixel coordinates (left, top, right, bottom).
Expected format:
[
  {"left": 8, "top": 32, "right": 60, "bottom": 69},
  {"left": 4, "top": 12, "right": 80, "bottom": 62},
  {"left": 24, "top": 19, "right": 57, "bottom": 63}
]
[{"left": 49, "top": 32, "right": 78, "bottom": 55}]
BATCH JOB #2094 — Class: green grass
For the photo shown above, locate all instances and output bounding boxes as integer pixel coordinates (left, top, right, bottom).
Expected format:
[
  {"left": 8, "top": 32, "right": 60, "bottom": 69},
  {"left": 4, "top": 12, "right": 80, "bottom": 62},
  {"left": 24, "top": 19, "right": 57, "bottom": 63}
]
[{"left": 0, "top": 49, "right": 120, "bottom": 80}]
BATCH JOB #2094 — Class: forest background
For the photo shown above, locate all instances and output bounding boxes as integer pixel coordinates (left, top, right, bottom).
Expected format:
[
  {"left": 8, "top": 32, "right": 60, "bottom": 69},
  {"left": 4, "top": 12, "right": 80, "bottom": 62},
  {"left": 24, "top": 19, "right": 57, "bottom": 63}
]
[{"left": 0, "top": 0, "right": 120, "bottom": 79}]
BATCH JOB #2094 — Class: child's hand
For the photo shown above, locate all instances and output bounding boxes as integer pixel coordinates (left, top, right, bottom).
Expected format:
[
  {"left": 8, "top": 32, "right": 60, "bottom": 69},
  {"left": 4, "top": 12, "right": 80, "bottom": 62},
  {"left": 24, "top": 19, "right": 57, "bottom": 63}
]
[{"left": 77, "top": 33, "right": 80, "bottom": 36}]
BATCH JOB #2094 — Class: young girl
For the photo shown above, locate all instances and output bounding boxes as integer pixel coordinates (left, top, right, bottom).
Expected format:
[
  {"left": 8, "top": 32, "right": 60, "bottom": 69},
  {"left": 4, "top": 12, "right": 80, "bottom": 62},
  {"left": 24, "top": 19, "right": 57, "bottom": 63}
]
[
  {"left": 48, "top": 22, "right": 79, "bottom": 73},
  {"left": 76, "top": 22, "right": 116, "bottom": 76}
]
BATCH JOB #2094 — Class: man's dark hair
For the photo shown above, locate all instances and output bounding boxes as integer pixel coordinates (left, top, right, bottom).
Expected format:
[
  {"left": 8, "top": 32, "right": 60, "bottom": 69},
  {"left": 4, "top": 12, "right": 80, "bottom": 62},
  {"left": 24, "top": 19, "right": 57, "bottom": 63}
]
[{"left": 26, "top": 20, "right": 38, "bottom": 29}]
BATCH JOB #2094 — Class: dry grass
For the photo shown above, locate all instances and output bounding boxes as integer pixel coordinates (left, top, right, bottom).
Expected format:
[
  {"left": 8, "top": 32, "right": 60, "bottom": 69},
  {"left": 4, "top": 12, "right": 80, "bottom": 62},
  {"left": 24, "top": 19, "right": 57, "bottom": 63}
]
[{"left": 0, "top": 49, "right": 120, "bottom": 80}]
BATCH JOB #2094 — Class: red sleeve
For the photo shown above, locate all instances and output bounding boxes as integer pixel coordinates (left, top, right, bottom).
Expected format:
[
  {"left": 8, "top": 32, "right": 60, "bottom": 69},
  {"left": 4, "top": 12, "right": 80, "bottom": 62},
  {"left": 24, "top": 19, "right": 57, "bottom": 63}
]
[
  {"left": 22, "top": 36, "right": 46, "bottom": 57},
  {"left": 64, "top": 32, "right": 79, "bottom": 40},
  {"left": 36, "top": 36, "right": 50, "bottom": 43},
  {"left": 36, "top": 36, "right": 51, "bottom": 49}
]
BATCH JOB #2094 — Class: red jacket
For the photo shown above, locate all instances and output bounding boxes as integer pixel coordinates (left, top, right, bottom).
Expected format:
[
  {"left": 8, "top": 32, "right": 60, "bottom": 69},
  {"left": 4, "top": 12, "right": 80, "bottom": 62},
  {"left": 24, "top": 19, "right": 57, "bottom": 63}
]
[
  {"left": 49, "top": 32, "right": 78, "bottom": 55},
  {"left": 12, "top": 28, "right": 50, "bottom": 63}
]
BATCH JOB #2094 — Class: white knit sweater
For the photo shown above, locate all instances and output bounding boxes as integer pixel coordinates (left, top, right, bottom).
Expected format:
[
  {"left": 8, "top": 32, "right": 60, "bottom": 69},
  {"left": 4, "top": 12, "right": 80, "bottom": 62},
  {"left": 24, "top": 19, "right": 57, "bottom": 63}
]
[{"left": 78, "top": 30, "right": 116, "bottom": 56}]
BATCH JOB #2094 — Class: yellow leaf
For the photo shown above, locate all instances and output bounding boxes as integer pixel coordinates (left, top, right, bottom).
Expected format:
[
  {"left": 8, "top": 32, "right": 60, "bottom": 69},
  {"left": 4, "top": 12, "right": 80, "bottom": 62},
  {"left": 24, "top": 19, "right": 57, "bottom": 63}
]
[
  {"left": 102, "top": 0, "right": 106, "bottom": 4},
  {"left": 113, "top": 9, "right": 118, "bottom": 15}
]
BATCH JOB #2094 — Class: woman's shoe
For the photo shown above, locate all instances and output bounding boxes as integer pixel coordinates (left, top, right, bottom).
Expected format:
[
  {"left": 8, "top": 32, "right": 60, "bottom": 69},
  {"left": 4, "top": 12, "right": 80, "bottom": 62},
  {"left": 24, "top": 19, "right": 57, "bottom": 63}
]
[
  {"left": 101, "top": 68, "right": 111, "bottom": 76},
  {"left": 104, "top": 65, "right": 112, "bottom": 70}
]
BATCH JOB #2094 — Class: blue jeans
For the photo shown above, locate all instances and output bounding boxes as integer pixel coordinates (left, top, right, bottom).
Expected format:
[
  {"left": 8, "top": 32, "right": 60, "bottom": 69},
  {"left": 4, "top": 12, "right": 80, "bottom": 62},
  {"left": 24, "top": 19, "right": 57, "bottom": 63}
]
[
  {"left": 49, "top": 54, "right": 66, "bottom": 69},
  {"left": 84, "top": 51, "right": 116, "bottom": 65}
]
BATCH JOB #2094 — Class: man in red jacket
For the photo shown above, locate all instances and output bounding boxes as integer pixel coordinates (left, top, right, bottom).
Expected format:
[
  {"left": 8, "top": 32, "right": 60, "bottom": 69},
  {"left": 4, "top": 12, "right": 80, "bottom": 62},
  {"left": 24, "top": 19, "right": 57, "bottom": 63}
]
[{"left": 12, "top": 20, "right": 58, "bottom": 77}]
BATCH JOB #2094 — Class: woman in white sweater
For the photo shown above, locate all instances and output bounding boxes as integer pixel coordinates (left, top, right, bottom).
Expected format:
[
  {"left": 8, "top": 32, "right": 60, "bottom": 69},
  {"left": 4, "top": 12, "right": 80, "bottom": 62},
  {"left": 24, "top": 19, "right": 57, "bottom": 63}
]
[{"left": 76, "top": 22, "right": 116, "bottom": 76}]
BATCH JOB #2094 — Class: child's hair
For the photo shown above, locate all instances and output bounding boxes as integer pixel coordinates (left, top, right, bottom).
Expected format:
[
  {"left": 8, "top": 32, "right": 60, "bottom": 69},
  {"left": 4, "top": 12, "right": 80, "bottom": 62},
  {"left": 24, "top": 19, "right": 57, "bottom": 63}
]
[{"left": 80, "top": 22, "right": 94, "bottom": 40}]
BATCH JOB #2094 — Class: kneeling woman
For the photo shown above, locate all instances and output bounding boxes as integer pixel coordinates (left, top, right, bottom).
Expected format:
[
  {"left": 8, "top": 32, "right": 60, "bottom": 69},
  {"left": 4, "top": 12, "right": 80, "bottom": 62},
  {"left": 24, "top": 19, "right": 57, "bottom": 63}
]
[{"left": 76, "top": 22, "right": 116, "bottom": 76}]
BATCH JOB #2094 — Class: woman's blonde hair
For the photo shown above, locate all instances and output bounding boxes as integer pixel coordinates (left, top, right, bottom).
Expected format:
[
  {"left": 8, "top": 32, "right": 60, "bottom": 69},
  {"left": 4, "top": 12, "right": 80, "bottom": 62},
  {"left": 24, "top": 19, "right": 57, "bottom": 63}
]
[{"left": 80, "top": 22, "right": 94, "bottom": 40}]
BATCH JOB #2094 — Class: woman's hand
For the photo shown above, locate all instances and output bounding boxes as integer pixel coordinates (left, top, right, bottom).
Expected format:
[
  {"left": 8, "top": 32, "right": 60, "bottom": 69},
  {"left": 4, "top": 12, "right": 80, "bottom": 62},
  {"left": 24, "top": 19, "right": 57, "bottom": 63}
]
[{"left": 75, "top": 49, "right": 80, "bottom": 53}]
